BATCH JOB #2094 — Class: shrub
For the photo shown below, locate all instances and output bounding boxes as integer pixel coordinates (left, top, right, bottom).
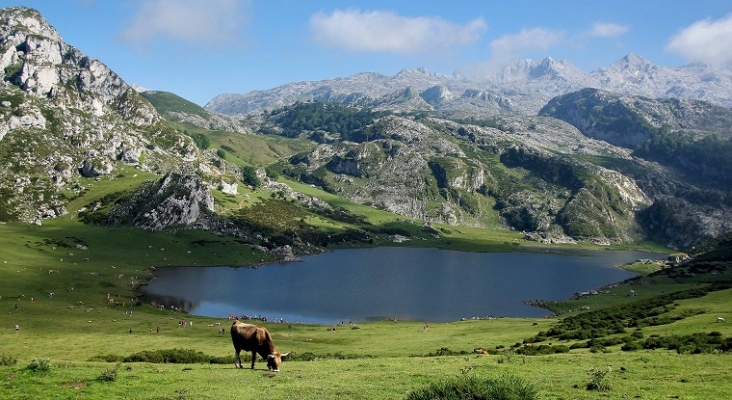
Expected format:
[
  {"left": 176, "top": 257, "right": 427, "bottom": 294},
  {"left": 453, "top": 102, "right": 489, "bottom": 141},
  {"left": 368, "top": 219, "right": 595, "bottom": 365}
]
[
  {"left": 26, "top": 357, "right": 51, "bottom": 372},
  {"left": 122, "top": 349, "right": 230, "bottom": 364},
  {"left": 97, "top": 366, "right": 119, "bottom": 382},
  {"left": 621, "top": 341, "right": 643, "bottom": 352},
  {"left": 0, "top": 353, "right": 17, "bottom": 366},
  {"left": 242, "top": 166, "right": 261, "bottom": 188},
  {"left": 586, "top": 367, "right": 612, "bottom": 391},
  {"left": 89, "top": 354, "right": 124, "bottom": 362},
  {"left": 435, "top": 347, "right": 453, "bottom": 356},
  {"left": 293, "top": 352, "right": 318, "bottom": 361},
  {"left": 405, "top": 375, "right": 538, "bottom": 400}
]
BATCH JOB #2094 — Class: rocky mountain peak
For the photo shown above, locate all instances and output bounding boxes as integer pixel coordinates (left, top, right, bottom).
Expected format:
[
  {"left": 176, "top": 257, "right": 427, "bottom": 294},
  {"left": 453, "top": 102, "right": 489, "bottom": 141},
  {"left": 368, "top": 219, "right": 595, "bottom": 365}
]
[
  {"left": 0, "top": 7, "right": 62, "bottom": 42},
  {"left": 396, "top": 67, "right": 432, "bottom": 77},
  {"left": 603, "top": 53, "right": 657, "bottom": 77},
  {"left": 0, "top": 7, "right": 216, "bottom": 225},
  {"left": 0, "top": 6, "right": 157, "bottom": 125},
  {"left": 490, "top": 57, "right": 585, "bottom": 82}
]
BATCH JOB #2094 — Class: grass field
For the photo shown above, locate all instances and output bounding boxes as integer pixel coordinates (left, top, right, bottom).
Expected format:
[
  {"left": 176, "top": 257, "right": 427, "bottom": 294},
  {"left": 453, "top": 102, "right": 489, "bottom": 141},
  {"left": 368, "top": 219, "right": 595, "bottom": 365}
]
[
  {"left": 1, "top": 216, "right": 730, "bottom": 399},
  {"left": 2, "top": 319, "right": 731, "bottom": 399},
  {"left": 0, "top": 173, "right": 730, "bottom": 399}
]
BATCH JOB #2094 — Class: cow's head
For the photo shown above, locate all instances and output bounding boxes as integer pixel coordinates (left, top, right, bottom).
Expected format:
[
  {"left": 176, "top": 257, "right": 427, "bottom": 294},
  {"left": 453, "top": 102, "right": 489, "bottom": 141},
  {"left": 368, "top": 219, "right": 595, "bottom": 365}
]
[{"left": 267, "top": 352, "right": 289, "bottom": 372}]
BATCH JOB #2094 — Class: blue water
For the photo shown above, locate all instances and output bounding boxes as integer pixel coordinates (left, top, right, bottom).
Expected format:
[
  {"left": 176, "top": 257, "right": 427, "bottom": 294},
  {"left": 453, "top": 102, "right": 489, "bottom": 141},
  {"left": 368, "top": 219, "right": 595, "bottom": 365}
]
[{"left": 141, "top": 247, "right": 662, "bottom": 324}]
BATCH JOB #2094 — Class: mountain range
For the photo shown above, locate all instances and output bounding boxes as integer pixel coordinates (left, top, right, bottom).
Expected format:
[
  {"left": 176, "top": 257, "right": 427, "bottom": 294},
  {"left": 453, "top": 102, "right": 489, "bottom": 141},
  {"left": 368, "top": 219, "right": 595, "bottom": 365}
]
[
  {"left": 205, "top": 54, "right": 732, "bottom": 117},
  {"left": 2, "top": 6, "right": 732, "bottom": 253}
]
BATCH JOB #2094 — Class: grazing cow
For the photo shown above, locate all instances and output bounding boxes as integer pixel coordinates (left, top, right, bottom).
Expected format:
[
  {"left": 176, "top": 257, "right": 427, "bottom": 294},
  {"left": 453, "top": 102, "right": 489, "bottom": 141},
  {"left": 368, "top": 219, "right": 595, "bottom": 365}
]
[{"left": 230, "top": 320, "right": 289, "bottom": 371}]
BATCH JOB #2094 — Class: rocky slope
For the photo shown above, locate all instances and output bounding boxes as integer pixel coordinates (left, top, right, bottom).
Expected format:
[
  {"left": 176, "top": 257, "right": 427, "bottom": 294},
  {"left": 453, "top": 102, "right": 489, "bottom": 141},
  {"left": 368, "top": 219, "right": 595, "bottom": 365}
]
[
  {"left": 236, "top": 86, "right": 732, "bottom": 249},
  {"left": 539, "top": 88, "right": 732, "bottom": 247},
  {"left": 0, "top": 7, "right": 233, "bottom": 225},
  {"left": 255, "top": 102, "right": 652, "bottom": 245}
]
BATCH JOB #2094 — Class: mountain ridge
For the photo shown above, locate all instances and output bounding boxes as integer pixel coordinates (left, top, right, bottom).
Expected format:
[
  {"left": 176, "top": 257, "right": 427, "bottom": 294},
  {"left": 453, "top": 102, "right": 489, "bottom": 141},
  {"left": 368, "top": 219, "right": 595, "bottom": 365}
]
[
  {"left": 2, "top": 6, "right": 732, "bottom": 251},
  {"left": 205, "top": 54, "right": 732, "bottom": 117}
]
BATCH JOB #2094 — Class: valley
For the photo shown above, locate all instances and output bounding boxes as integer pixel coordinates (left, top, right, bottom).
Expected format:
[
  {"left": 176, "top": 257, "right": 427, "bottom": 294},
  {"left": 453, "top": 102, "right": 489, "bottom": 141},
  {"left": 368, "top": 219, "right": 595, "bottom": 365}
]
[{"left": 1, "top": 6, "right": 731, "bottom": 399}]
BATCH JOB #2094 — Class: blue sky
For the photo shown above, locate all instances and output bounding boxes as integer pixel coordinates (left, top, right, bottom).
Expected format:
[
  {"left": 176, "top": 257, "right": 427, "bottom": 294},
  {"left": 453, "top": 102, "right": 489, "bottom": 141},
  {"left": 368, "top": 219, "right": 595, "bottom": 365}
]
[{"left": 2, "top": 0, "right": 732, "bottom": 105}]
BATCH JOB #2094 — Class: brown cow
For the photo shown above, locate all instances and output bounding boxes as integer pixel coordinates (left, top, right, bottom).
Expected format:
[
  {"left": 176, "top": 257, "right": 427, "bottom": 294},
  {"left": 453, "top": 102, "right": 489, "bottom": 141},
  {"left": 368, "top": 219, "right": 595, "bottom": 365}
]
[{"left": 230, "top": 320, "right": 289, "bottom": 371}]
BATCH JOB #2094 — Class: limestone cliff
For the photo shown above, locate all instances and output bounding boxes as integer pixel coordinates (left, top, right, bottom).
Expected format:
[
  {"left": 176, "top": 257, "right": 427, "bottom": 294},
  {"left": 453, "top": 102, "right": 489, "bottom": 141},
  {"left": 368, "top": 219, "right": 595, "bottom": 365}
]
[{"left": 0, "top": 7, "right": 221, "bottom": 224}]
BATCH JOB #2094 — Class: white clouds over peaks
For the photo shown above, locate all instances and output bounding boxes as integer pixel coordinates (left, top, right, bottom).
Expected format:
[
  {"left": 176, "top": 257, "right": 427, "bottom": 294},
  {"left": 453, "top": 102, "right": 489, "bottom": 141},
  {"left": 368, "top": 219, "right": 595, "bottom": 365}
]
[
  {"left": 309, "top": 9, "right": 487, "bottom": 54},
  {"left": 589, "top": 22, "right": 629, "bottom": 38},
  {"left": 666, "top": 14, "right": 732, "bottom": 66},
  {"left": 119, "top": 0, "right": 247, "bottom": 50},
  {"left": 489, "top": 27, "right": 564, "bottom": 63}
]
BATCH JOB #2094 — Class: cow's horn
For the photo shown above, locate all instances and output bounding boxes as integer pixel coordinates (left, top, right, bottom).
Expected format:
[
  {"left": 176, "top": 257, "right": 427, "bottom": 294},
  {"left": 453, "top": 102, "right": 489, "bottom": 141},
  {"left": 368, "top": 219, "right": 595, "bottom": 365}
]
[{"left": 281, "top": 352, "right": 291, "bottom": 357}]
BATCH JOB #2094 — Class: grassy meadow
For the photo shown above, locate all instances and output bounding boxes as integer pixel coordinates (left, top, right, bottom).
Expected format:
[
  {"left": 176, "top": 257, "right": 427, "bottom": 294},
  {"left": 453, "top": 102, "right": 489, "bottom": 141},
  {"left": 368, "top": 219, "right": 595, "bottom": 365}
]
[{"left": 1, "top": 173, "right": 731, "bottom": 399}]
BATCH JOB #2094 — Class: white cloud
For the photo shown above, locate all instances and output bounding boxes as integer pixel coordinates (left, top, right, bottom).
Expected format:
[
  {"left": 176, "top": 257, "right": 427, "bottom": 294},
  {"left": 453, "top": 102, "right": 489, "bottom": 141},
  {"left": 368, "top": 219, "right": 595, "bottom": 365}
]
[
  {"left": 666, "top": 14, "right": 732, "bottom": 65},
  {"left": 589, "top": 22, "right": 629, "bottom": 38},
  {"left": 309, "top": 9, "right": 487, "bottom": 54},
  {"left": 489, "top": 27, "right": 564, "bottom": 63},
  {"left": 119, "top": 0, "right": 247, "bottom": 50}
]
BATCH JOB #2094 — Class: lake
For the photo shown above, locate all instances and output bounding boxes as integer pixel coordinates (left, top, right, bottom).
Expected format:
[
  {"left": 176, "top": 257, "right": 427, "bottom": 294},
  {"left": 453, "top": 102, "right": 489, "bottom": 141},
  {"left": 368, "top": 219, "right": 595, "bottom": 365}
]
[{"left": 140, "top": 247, "right": 662, "bottom": 324}]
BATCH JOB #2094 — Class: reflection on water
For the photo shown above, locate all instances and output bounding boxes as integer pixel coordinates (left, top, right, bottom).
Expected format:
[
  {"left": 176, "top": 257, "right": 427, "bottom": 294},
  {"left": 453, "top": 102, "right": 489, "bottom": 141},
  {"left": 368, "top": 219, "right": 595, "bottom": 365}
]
[
  {"left": 141, "top": 247, "right": 662, "bottom": 324},
  {"left": 145, "top": 293, "right": 199, "bottom": 313}
]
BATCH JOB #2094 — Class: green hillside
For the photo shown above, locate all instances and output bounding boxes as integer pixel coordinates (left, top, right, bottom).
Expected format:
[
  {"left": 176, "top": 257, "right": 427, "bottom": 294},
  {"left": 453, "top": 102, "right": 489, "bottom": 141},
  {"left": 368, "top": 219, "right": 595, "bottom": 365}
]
[{"left": 140, "top": 90, "right": 210, "bottom": 119}]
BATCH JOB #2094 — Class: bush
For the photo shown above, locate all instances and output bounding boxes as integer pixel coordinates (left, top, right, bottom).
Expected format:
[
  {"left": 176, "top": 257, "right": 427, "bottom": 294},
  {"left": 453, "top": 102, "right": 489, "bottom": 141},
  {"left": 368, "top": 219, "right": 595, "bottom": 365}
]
[
  {"left": 435, "top": 347, "right": 453, "bottom": 356},
  {"left": 122, "top": 349, "right": 231, "bottom": 364},
  {"left": 0, "top": 353, "right": 17, "bottom": 366},
  {"left": 621, "top": 341, "right": 643, "bottom": 352},
  {"left": 89, "top": 354, "right": 124, "bottom": 362},
  {"left": 405, "top": 375, "right": 538, "bottom": 400},
  {"left": 97, "top": 366, "right": 119, "bottom": 382},
  {"left": 586, "top": 367, "right": 611, "bottom": 391},
  {"left": 26, "top": 357, "right": 51, "bottom": 372},
  {"left": 241, "top": 166, "right": 262, "bottom": 188}
]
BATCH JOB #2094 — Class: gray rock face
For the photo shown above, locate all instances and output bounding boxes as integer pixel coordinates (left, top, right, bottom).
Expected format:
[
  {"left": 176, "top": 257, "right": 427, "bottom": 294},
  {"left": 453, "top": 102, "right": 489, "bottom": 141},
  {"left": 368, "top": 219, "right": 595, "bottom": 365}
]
[
  {"left": 105, "top": 173, "right": 214, "bottom": 231},
  {"left": 79, "top": 157, "right": 113, "bottom": 178},
  {"left": 540, "top": 88, "right": 732, "bottom": 148},
  {"left": 0, "top": 7, "right": 158, "bottom": 124},
  {"left": 0, "top": 7, "right": 216, "bottom": 225}
]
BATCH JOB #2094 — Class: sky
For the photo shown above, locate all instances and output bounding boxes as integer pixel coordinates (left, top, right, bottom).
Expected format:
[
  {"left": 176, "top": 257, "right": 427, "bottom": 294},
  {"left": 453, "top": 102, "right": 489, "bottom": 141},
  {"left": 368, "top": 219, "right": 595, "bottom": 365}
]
[{"left": 2, "top": 0, "right": 732, "bottom": 106}]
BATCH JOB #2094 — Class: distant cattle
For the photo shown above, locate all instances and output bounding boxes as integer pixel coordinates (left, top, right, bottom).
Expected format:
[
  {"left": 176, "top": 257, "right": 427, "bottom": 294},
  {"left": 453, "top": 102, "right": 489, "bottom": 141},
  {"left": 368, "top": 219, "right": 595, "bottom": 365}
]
[
  {"left": 717, "top": 317, "right": 726, "bottom": 323},
  {"left": 473, "top": 348, "right": 489, "bottom": 355},
  {"left": 230, "top": 320, "right": 289, "bottom": 371},
  {"left": 48, "top": 269, "right": 59, "bottom": 274}
]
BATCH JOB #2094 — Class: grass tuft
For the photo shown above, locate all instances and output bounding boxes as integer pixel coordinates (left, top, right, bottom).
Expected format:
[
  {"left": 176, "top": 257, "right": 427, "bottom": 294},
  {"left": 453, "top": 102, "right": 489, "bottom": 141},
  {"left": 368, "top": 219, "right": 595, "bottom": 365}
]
[
  {"left": 405, "top": 375, "right": 538, "bottom": 400},
  {"left": 26, "top": 357, "right": 51, "bottom": 372}
]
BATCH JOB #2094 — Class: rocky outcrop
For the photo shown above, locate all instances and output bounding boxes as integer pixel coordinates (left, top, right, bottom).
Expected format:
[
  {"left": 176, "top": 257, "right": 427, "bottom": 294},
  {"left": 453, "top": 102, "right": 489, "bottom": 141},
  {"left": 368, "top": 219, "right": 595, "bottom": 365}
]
[
  {"left": 0, "top": 7, "right": 221, "bottom": 225},
  {"left": 104, "top": 173, "right": 214, "bottom": 231},
  {"left": 539, "top": 88, "right": 732, "bottom": 148},
  {"left": 0, "top": 8, "right": 158, "bottom": 125}
]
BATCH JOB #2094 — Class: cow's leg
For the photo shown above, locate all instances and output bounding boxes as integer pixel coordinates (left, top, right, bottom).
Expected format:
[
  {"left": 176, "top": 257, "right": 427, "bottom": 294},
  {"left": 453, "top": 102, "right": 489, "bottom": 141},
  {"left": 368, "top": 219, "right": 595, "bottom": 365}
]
[
  {"left": 250, "top": 351, "right": 256, "bottom": 369},
  {"left": 234, "top": 348, "right": 241, "bottom": 368}
]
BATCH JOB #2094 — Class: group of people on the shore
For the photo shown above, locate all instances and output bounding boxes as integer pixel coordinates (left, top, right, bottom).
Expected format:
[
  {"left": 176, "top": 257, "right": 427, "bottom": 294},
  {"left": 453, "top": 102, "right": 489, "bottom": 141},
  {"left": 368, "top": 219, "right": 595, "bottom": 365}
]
[{"left": 228, "top": 313, "right": 270, "bottom": 322}]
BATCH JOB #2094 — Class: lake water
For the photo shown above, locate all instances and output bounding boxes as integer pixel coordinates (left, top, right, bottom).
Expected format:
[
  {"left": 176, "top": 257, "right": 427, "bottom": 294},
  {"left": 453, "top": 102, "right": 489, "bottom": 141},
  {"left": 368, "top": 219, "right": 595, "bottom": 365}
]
[{"left": 140, "top": 247, "right": 662, "bottom": 324}]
